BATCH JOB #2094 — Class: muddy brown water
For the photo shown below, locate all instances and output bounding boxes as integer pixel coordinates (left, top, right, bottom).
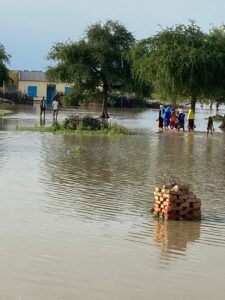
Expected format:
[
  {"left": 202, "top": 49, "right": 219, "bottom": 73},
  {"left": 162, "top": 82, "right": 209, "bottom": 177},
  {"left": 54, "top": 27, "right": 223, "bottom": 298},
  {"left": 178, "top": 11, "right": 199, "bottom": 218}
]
[{"left": 0, "top": 105, "right": 225, "bottom": 299}]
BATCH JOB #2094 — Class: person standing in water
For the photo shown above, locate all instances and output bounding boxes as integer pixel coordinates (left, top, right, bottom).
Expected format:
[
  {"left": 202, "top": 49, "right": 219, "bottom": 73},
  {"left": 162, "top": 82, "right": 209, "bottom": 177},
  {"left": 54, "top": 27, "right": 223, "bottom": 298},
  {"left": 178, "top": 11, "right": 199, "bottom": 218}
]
[
  {"left": 52, "top": 98, "right": 59, "bottom": 121},
  {"left": 187, "top": 108, "right": 195, "bottom": 132},
  {"left": 40, "top": 96, "right": 46, "bottom": 118},
  {"left": 156, "top": 110, "right": 164, "bottom": 132},
  {"left": 207, "top": 116, "right": 214, "bottom": 135}
]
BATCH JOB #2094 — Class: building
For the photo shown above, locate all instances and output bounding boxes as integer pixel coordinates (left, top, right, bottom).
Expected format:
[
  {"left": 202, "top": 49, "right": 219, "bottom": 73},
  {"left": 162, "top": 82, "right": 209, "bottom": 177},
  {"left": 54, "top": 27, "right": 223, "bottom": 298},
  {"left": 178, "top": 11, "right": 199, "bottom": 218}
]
[{"left": 3, "top": 70, "right": 73, "bottom": 105}]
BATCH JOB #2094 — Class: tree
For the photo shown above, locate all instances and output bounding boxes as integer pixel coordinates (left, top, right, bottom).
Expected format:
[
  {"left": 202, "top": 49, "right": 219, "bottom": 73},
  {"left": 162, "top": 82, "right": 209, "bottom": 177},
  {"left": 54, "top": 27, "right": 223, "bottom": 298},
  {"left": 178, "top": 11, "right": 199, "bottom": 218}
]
[
  {"left": 206, "top": 26, "right": 225, "bottom": 100},
  {"left": 130, "top": 21, "right": 218, "bottom": 112},
  {"left": 47, "top": 20, "right": 137, "bottom": 118},
  {"left": 0, "top": 43, "right": 10, "bottom": 85}
]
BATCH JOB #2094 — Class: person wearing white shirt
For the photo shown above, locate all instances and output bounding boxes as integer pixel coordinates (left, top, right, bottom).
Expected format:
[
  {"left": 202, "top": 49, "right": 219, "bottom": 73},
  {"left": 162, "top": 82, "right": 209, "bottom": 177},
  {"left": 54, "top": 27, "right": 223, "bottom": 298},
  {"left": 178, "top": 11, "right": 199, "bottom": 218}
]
[{"left": 52, "top": 99, "right": 59, "bottom": 120}]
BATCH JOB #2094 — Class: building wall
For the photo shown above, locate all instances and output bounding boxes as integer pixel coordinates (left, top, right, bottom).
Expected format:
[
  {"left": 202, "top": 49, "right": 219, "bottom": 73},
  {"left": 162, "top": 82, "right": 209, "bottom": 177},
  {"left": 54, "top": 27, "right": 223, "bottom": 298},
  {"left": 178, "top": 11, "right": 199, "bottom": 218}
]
[{"left": 18, "top": 81, "right": 72, "bottom": 100}]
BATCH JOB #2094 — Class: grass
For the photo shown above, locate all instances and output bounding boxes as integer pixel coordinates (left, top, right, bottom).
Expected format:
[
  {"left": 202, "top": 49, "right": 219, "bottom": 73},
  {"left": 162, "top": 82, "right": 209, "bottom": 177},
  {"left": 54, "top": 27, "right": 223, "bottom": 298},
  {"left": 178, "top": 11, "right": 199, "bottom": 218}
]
[
  {"left": 16, "top": 123, "right": 133, "bottom": 136},
  {"left": 0, "top": 109, "right": 13, "bottom": 116}
]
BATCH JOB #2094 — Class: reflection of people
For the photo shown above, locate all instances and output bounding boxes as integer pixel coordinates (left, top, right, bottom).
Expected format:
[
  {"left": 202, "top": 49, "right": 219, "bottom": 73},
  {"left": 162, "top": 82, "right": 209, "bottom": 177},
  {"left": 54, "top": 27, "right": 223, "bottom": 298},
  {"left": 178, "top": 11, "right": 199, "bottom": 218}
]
[
  {"left": 52, "top": 98, "right": 59, "bottom": 120},
  {"left": 187, "top": 108, "right": 195, "bottom": 132},
  {"left": 207, "top": 116, "right": 214, "bottom": 135},
  {"left": 40, "top": 96, "right": 46, "bottom": 117},
  {"left": 40, "top": 117, "right": 45, "bottom": 127}
]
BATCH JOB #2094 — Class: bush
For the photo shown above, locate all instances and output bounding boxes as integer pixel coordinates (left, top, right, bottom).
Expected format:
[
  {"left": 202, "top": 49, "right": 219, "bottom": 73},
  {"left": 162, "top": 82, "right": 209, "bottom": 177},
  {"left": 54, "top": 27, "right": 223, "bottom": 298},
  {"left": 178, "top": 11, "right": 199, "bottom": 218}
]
[
  {"left": 51, "top": 121, "right": 61, "bottom": 131},
  {"left": 62, "top": 115, "right": 108, "bottom": 130},
  {"left": 61, "top": 90, "right": 83, "bottom": 107},
  {"left": 108, "top": 124, "right": 129, "bottom": 134},
  {"left": 212, "top": 114, "right": 223, "bottom": 121}
]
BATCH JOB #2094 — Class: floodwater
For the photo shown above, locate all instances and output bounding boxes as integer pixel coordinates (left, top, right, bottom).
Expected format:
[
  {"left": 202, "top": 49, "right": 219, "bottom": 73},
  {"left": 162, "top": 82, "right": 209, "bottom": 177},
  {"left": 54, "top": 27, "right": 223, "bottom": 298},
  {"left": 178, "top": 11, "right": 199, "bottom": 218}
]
[{"left": 0, "top": 104, "right": 225, "bottom": 299}]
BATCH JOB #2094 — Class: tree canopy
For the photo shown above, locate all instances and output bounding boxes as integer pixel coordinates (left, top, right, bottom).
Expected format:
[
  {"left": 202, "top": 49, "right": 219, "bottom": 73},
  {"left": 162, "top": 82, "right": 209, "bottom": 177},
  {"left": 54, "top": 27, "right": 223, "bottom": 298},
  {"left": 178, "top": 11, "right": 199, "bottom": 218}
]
[
  {"left": 0, "top": 44, "right": 10, "bottom": 85},
  {"left": 130, "top": 21, "right": 225, "bottom": 111},
  {"left": 47, "top": 20, "right": 146, "bottom": 118}
]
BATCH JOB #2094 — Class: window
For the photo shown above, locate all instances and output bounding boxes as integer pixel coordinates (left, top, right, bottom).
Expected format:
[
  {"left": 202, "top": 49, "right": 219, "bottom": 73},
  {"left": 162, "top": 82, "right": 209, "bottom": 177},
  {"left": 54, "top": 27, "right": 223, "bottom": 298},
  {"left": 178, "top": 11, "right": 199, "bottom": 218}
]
[
  {"left": 28, "top": 86, "right": 37, "bottom": 97},
  {"left": 65, "top": 86, "right": 72, "bottom": 94}
]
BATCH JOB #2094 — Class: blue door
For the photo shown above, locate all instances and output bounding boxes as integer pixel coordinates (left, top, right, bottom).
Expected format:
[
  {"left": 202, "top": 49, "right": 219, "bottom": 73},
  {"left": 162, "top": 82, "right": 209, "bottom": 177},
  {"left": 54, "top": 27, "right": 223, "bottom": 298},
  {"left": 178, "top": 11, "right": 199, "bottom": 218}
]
[{"left": 46, "top": 86, "right": 56, "bottom": 106}]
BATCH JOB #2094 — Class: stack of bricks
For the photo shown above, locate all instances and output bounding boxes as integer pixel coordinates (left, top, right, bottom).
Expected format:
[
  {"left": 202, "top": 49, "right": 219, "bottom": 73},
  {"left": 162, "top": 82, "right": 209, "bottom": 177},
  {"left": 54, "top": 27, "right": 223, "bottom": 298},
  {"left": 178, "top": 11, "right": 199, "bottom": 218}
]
[{"left": 153, "top": 184, "right": 201, "bottom": 220}]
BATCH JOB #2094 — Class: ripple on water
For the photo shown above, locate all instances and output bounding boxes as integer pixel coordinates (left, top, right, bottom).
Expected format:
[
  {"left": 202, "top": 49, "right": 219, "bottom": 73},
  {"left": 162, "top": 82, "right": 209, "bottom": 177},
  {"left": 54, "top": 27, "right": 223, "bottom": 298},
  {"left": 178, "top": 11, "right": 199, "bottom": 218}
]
[{"left": 0, "top": 131, "right": 225, "bottom": 299}]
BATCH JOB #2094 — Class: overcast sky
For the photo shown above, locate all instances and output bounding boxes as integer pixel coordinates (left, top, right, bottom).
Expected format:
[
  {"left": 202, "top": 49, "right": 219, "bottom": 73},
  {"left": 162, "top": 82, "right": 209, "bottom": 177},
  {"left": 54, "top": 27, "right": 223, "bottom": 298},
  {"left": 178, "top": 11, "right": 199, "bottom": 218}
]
[{"left": 1, "top": 0, "right": 225, "bottom": 71}]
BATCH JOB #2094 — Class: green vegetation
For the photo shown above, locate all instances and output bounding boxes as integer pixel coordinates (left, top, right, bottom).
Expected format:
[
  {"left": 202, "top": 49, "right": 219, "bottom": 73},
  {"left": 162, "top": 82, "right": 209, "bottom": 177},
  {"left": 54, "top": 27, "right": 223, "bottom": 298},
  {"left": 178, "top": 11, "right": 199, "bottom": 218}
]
[
  {"left": 3, "top": 19, "right": 225, "bottom": 124},
  {"left": 0, "top": 109, "right": 12, "bottom": 116},
  {"left": 130, "top": 22, "right": 225, "bottom": 112},
  {"left": 212, "top": 114, "right": 224, "bottom": 121},
  {"left": 47, "top": 20, "right": 151, "bottom": 117},
  {"left": 0, "top": 44, "right": 10, "bottom": 85},
  {"left": 16, "top": 115, "right": 132, "bottom": 135},
  {"left": 61, "top": 87, "right": 82, "bottom": 107}
]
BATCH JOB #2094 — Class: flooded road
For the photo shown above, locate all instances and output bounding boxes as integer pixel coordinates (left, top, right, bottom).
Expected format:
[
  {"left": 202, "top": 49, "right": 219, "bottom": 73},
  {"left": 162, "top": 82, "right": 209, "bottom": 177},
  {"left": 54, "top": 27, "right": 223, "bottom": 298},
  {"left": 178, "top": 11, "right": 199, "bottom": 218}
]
[{"left": 0, "top": 106, "right": 225, "bottom": 299}]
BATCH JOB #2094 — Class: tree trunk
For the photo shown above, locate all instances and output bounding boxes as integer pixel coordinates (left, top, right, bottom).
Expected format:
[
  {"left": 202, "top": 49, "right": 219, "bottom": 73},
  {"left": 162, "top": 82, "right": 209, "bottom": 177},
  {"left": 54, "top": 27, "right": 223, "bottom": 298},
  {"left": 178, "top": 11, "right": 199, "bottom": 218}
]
[
  {"left": 100, "top": 81, "right": 109, "bottom": 118},
  {"left": 219, "top": 114, "right": 225, "bottom": 129},
  {"left": 191, "top": 95, "right": 196, "bottom": 113}
]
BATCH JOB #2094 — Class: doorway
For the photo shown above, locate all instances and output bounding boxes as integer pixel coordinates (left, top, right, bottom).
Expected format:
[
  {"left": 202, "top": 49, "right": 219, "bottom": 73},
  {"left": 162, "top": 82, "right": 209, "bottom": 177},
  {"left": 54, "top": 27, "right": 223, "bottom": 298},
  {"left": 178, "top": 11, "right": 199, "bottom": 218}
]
[{"left": 46, "top": 85, "right": 56, "bottom": 106}]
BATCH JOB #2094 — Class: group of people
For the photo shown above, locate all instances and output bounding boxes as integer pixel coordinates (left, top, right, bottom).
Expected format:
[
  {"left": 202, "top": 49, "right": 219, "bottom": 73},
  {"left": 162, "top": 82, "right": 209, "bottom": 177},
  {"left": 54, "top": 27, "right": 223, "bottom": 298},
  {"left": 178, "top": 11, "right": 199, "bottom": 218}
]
[
  {"left": 157, "top": 105, "right": 194, "bottom": 132},
  {"left": 156, "top": 105, "right": 214, "bottom": 135},
  {"left": 40, "top": 96, "right": 59, "bottom": 120}
]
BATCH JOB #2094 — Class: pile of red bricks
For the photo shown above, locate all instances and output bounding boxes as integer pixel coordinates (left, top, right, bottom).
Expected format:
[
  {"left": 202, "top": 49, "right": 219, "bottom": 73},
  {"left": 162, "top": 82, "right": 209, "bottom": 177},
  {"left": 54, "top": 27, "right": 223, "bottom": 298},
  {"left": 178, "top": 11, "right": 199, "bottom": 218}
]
[{"left": 153, "top": 184, "right": 201, "bottom": 220}]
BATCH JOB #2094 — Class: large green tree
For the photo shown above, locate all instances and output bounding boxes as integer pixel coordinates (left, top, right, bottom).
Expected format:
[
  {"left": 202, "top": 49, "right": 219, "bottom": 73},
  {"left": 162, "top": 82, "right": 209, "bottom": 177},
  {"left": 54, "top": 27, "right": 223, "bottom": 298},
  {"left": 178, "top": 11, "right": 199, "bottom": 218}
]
[
  {"left": 130, "top": 22, "right": 221, "bottom": 112},
  {"left": 47, "top": 20, "right": 138, "bottom": 118},
  {"left": 0, "top": 44, "right": 10, "bottom": 85},
  {"left": 206, "top": 26, "right": 225, "bottom": 101}
]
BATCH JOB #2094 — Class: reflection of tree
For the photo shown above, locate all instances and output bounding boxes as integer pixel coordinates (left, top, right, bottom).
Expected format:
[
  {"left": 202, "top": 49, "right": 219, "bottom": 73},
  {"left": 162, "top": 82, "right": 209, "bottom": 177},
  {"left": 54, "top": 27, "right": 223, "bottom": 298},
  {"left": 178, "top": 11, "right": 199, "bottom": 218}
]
[
  {"left": 153, "top": 220, "right": 200, "bottom": 260},
  {"left": 155, "top": 133, "right": 187, "bottom": 181},
  {"left": 42, "top": 134, "right": 154, "bottom": 221},
  {"left": 154, "top": 133, "right": 196, "bottom": 186}
]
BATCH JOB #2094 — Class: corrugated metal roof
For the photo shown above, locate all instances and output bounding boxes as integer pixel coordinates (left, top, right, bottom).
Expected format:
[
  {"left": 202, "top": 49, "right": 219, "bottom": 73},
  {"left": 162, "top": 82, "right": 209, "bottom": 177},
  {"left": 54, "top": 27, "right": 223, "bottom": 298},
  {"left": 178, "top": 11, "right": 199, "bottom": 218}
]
[{"left": 19, "top": 71, "right": 47, "bottom": 81}]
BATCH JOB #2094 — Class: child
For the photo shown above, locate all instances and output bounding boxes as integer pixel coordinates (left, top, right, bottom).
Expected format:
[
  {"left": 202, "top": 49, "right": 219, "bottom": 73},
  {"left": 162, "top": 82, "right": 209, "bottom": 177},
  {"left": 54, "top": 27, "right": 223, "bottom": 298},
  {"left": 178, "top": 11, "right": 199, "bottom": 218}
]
[
  {"left": 177, "top": 109, "right": 185, "bottom": 131},
  {"left": 207, "top": 116, "right": 214, "bottom": 135},
  {"left": 187, "top": 108, "right": 195, "bottom": 132},
  {"left": 156, "top": 110, "right": 164, "bottom": 131},
  {"left": 164, "top": 107, "right": 171, "bottom": 130},
  {"left": 170, "top": 109, "right": 177, "bottom": 129}
]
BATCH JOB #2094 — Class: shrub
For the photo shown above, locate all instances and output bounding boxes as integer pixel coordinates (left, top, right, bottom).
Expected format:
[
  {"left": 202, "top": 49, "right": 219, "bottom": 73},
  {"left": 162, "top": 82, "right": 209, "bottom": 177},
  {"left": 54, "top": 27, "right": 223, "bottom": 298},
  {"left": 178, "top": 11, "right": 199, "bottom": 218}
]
[
  {"left": 61, "top": 89, "right": 83, "bottom": 107},
  {"left": 61, "top": 115, "right": 108, "bottom": 130},
  {"left": 108, "top": 124, "right": 129, "bottom": 134},
  {"left": 51, "top": 121, "right": 61, "bottom": 131}
]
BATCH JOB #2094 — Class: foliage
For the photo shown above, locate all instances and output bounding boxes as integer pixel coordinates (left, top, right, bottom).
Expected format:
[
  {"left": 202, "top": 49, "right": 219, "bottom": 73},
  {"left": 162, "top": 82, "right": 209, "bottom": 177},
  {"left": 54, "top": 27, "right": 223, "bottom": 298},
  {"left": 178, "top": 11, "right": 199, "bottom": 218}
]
[
  {"left": 0, "top": 109, "right": 12, "bottom": 116},
  {"left": 0, "top": 44, "right": 10, "bottom": 84},
  {"left": 61, "top": 88, "right": 82, "bottom": 107},
  {"left": 51, "top": 121, "right": 61, "bottom": 131},
  {"left": 130, "top": 21, "right": 225, "bottom": 109},
  {"left": 107, "top": 124, "right": 130, "bottom": 135},
  {"left": 205, "top": 26, "right": 225, "bottom": 101},
  {"left": 108, "top": 94, "right": 148, "bottom": 108},
  {"left": 61, "top": 115, "right": 108, "bottom": 130},
  {"left": 17, "top": 118, "right": 131, "bottom": 135},
  {"left": 47, "top": 20, "right": 148, "bottom": 118},
  {"left": 212, "top": 114, "right": 224, "bottom": 121}
]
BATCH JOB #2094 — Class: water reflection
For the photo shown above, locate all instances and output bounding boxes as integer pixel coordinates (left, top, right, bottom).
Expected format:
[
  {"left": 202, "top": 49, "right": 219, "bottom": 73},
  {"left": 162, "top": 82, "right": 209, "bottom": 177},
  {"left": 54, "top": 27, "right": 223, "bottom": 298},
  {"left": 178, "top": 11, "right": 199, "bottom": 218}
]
[
  {"left": 40, "top": 116, "right": 46, "bottom": 127},
  {"left": 40, "top": 134, "right": 155, "bottom": 222},
  {"left": 1, "top": 127, "right": 225, "bottom": 299},
  {"left": 153, "top": 220, "right": 201, "bottom": 262}
]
